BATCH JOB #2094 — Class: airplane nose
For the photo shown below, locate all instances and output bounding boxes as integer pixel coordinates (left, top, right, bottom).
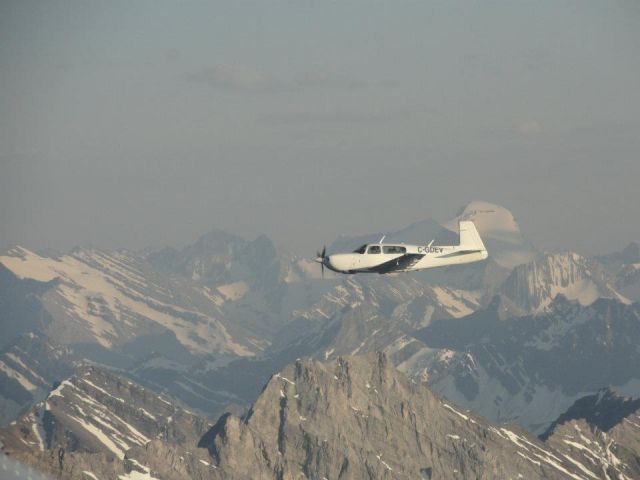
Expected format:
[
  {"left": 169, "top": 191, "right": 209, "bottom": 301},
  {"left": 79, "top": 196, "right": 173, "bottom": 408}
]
[
  {"left": 325, "top": 255, "right": 342, "bottom": 272},
  {"left": 325, "top": 255, "right": 334, "bottom": 269},
  {"left": 326, "top": 254, "right": 349, "bottom": 273}
]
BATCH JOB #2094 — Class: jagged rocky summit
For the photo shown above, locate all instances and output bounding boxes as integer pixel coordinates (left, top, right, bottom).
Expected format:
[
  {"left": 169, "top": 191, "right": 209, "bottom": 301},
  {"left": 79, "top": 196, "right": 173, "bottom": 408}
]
[
  {"left": 3, "top": 354, "right": 639, "bottom": 479},
  {"left": 188, "top": 353, "right": 585, "bottom": 479}
]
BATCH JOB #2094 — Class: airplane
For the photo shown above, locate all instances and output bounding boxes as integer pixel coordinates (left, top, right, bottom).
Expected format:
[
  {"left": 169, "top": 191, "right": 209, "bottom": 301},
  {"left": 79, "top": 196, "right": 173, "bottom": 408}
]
[{"left": 316, "top": 221, "right": 488, "bottom": 275}]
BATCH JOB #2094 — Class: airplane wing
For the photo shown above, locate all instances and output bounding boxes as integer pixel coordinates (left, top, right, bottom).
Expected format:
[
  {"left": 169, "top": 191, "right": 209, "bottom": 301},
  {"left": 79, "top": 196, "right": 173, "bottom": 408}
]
[{"left": 369, "top": 253, "right": 425, "bottom": 274}]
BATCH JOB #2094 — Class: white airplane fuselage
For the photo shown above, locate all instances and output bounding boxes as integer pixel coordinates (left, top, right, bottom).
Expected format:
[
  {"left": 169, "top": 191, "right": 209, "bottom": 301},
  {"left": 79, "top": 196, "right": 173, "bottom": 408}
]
[
  {"left": 319, "top": 221, "right": 488, "bottom": 274},
  {"left": 325, "top": 244, "right": 487, "bottom": 273}
]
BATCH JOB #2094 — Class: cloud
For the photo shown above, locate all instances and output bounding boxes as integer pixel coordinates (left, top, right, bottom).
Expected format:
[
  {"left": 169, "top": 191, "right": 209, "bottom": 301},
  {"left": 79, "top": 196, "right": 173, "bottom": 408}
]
[
  {"left": 188, "top": 64, "right": 397, "bottom": 93},
  {"left": 187, "top": 64, "right": 285, "bottom": 92},
  {"left": 258, "top": 108, "right": 418, "bottom": 126},
  {"left": 515, "top": 120, "right": 542, "bottom": 137},
  {"left": 293, "top": 72, "right": 397, "bottom": 90}
]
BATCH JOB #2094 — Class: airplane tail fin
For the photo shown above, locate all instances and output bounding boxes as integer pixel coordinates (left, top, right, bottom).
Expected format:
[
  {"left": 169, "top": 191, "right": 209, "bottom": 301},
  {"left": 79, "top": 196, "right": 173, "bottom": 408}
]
[{"left": 458, "top": 221, "right": 487, "bottom": 252}]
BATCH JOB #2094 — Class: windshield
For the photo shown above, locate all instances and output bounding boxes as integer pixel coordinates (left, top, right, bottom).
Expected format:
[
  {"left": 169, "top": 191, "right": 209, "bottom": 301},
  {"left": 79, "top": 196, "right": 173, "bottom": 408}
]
[{"left": 353, "top": 244, "right": 367, "bottom": 254}]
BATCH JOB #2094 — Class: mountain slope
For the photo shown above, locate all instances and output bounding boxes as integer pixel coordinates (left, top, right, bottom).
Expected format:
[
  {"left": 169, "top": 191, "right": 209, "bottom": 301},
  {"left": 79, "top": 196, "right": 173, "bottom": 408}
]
[
  {"left": 616, "top": 263, "right": 640, "bottom": 303},
  {"left": 0, "top": 246, "right": 255, "bottom": 357},
  {"left": 542, "top": 389, "right": 640, "bottom": 479},
  {"left": 180, "top": 274, "right": 484, "bottom": 418},
  {"left": 145, "top": 229, "right": 327, "bottom": 336},
  {"left": 410, "top": 296, "right": 640, "bottom": 435},
  {"left": 275, "top": 275, "right": 483, "bottom": 354},
  {"left": 0, "top": 332, "right": 76, "bottom": 426},
  {"left": 0, "top": 364, "right": 211, "bottom": 479},
  {"left": 596, "top": 242, "right": 640, "bottom": 273},
  {"left": 594, "top": 242, "right": 640, "bottom": 302}
]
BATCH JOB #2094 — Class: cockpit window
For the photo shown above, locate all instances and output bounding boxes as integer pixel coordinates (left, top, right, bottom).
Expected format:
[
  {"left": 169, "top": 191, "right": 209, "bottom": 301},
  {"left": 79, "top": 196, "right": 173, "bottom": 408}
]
[
  {"left": 368, "top": 245, "right": 381, "bottom": 254},
  {"left": 383, "top": 245, "right": 406, "bottom": 254},
  {"left": 353, "top": 244, "right": 367, "bottom": 254}
]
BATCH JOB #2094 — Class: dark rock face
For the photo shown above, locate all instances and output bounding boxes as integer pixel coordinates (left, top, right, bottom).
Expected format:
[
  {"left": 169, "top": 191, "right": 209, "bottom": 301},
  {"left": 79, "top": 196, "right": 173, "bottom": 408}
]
[
  {"left": 543, "top": 389, "right": 640, "bottom": 479},
  {"left": 0, "top": 263, "right": 55, "bottom": 351},
  {"left": 0, "top": 332, "right": 76, "bottom": 426},
  {"left": 542, "top": 388, "right": 640, "bottom": 438}
]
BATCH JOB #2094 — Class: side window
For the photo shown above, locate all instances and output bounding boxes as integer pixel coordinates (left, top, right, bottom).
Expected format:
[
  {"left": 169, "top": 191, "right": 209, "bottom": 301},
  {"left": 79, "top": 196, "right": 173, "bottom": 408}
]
[
  {"left": 384, "top": 246, "right": 406, "bottom": 254},
  {"left": 368, "top": 245, "right": 381, "bottom": 254}
]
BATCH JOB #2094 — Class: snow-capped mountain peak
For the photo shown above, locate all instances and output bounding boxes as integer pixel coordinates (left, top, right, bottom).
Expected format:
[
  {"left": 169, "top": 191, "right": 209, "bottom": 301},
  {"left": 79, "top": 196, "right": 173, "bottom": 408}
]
[
  {"left": 444, "top": 201, "right": 521, "bottom": 241},
  {"left": 443, "top": 201, "right": 536, "bottom": 269}
]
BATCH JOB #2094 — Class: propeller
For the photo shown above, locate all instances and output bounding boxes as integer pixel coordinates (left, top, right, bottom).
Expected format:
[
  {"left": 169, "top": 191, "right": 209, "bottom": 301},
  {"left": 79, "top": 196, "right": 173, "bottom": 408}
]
[{"left": 316, "top": 245, "right": 327, "bottom": 278}]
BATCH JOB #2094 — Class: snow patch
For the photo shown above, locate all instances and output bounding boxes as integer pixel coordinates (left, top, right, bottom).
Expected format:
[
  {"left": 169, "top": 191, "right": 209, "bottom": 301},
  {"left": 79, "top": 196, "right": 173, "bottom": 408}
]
[
  {"left": 275, "top": 373, "right": 295, "bottom": 385},
  {"left": 443, "top": 403, "right": 476, "bottom": 424},
  {"left": 216, "top": 281, "right": 249, "bottom": 301},
  {"left": 375, "top": 453, "right": 393, "bottom": 472},
  {"left": 0, "top": 360, "right": 37, "bottom": 391},
  {"left": 5, "top": 353, "right": 47, "bottom": 384},
  {"left": 432, "top": 287, "right": 475, "bottom": 317},
  {"left": 118, "top": 459, "right": 159, "bottom": 479},
  {"left": 67, "top": 414, "right": 125, "bottom": 458},
  {"left": 82, "top": 378, "right": 125, "bottom": 403}
]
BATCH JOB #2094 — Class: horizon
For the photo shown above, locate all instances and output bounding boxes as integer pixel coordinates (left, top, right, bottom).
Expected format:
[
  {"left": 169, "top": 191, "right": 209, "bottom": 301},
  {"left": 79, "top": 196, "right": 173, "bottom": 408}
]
[{"left": 3, "top": 199, "right": 638, "bottom": 260}]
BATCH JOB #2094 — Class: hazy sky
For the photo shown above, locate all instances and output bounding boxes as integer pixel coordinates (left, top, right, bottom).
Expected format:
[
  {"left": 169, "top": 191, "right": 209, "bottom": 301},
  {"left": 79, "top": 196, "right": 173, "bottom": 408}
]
[{"left": 1, "top": 1, "right": 639, "bottom": 256}]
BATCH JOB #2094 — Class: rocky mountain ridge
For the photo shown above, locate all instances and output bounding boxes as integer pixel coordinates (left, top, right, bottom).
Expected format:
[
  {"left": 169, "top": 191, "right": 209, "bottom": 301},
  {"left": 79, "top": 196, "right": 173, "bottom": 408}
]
[{"left": 2, "top": 354, "right": 616, "bottom": 480}]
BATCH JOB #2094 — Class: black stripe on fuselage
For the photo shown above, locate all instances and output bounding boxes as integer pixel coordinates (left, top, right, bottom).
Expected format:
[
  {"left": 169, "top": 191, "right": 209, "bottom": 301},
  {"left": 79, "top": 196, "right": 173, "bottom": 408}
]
[{"left": 436, "top": 249, "right": 483, "bottom": 258}]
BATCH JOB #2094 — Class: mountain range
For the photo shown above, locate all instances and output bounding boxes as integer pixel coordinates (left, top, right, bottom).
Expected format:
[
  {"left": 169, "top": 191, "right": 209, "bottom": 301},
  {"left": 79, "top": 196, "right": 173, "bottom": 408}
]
[{"left": 1, "top": 200, "right": 639, "bottom": 479}]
